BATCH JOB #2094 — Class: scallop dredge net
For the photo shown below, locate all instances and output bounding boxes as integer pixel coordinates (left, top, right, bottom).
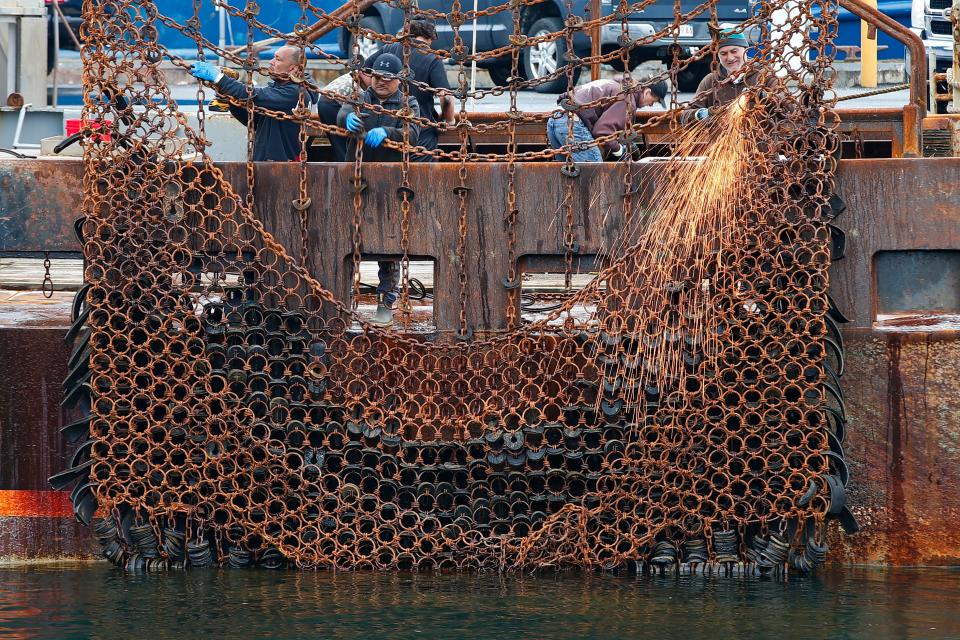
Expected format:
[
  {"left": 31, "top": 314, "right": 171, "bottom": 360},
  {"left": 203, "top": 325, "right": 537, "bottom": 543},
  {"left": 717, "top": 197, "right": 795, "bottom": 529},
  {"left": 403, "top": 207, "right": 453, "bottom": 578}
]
[{"left": 55, "top": 0, "right": 856, "bottom": 574}]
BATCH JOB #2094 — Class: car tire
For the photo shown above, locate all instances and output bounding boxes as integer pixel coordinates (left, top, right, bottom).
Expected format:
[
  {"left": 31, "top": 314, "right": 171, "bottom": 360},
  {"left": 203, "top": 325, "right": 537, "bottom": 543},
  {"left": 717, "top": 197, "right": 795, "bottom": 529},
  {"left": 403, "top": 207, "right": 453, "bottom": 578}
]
[
  {"left": 487, "top": 64, "right": 517, "bottom": 87},
  {"left": 522, "top": 16, "right": 581, "bottom": 94},
  {"left": 676, "top": 60, "right": 710, "bottom": 93},
  {"left": 345, "top": 15, "right": 385, "bottom": 60}
]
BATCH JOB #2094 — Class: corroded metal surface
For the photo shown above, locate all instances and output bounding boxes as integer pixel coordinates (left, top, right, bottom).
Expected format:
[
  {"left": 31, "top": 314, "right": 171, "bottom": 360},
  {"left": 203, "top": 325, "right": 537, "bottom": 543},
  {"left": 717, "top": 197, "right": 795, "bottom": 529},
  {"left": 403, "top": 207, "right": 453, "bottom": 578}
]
[
  {"left": 0, "top": 160, "right": 83, "bottom": 254},
  {"left": 825, "top": 158, "right": 960, "bottom": 565},
  {"left": 0, "top": 326, "right": 96, "bottom": 560},
  {"left": 0, "top": 328, "right": 80, "bottom": 490},
  {"left": 829, "top": 158, "right": 960, "bottom": 329},
  {"left": 831, "top": 330, "right": 960, "bottom": 565}
]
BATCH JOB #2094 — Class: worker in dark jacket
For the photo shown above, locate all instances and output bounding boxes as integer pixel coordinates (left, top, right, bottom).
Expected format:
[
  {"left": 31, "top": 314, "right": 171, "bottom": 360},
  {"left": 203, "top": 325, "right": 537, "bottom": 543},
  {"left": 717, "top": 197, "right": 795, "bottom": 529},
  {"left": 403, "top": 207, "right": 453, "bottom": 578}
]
[
  {"left": 337, "top": 53, "right": 420, "bottom": 326},
  {"left": 681, "top": 30, "right": 773, "bottom": 124},
  {"left": 365, "top": 19, "right": 454, "bottom": 161},
  {"left": 546, "top": 78, "right": 667, "bottom": 162},
  {"left": 336, "top": 53, "right": 421, "bottom": 162},
  {"left": 190, "top": 46, "right": 317, "bottom": 161}
]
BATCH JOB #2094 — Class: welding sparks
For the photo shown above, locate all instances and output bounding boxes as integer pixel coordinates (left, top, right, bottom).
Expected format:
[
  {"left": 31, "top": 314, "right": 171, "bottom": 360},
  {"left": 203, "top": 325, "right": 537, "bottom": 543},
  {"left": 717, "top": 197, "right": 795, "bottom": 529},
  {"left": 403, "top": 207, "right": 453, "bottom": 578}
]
[{"left": 597, "top": 102, "right": 757, "bottom": 421}]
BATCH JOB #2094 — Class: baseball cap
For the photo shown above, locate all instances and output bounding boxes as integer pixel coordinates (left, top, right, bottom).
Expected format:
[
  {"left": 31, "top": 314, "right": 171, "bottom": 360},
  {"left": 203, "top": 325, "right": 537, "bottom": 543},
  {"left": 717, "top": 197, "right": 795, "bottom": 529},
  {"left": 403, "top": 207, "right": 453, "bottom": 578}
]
[
  {"left": 717, "top": 28, "right": 750, "bottom": 49},
  {"left": 646, "top": 79, "right": 668, "bottom": 107},
  {"left": 371, "top": 53, "right": 402, "bottom": 78}
]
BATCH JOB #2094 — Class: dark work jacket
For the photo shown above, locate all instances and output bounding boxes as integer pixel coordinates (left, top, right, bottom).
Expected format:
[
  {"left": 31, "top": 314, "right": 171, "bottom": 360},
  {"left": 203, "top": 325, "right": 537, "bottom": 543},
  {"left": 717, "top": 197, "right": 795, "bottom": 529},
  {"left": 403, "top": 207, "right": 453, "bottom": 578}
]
[
  {"left": 336, "top": 87, "right": 421, "bottom": 162},
  {"left": 216, "top": 75, "right": 317, "bottom": 161},
  {"left": 680, "top": 67, "right": 774, "bottom": 124}
]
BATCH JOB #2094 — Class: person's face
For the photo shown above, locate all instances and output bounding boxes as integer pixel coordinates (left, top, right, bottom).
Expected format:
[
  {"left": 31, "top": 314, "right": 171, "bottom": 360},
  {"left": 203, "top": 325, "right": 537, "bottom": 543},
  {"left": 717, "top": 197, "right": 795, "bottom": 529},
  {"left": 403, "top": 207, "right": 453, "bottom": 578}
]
[
  {"left": 356, "top": 70, "right": 372, "bottom": 89},
  {"left": 638, "top": 88, "right": 659, "bottom": 108},
  {"left": 718, "top": 45, "right": 746, "bottom": 74},
  {"left": 371, "top": 74, "right": 400, "bottom": 99},
  {"left": 270, "top": 47, "right": 299, "bottom": 76}
]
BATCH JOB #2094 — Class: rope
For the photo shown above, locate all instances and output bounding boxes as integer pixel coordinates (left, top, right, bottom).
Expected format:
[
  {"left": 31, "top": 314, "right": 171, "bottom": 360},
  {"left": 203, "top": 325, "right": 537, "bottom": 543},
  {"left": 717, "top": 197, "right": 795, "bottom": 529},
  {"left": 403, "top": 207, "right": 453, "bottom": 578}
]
[{"left": 835, "top": 83, "right": 911, "bottom": 102}]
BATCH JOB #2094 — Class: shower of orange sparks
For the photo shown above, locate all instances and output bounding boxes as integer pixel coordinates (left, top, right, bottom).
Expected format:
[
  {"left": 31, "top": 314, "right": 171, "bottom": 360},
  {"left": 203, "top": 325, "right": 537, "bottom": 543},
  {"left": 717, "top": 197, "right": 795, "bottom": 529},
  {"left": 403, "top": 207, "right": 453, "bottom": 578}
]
[{"left": 596, "top": 101, "right": 758, "bottom": 422}]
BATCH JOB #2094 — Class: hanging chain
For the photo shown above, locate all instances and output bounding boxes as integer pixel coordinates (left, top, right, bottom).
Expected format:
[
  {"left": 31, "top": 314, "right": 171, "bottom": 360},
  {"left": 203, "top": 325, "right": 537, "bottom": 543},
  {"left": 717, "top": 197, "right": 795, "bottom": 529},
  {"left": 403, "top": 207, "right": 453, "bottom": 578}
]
[
  {"left": 349, "top": 0, "right": 365, "bottom": 310},
  {"left": 452, "top": 0, "right": 471, "bottom": 339},
  {"left": 397, "top": 1, "right": 415, "bottom": 328},
  {"left": 192, "top": 0, "right": 206, "bottom": 141},
  {"left": 503, "top": 0, "right": 522, "bottom": 329},
  {"left": 295, "top": 0, "right": 312, "bottom": 267},
  {"left": 243, "top": 0, "right": 259, "bottom": 211},
  {"left": 42, "top": 251, "right": 53, "bottom": 299},
  {"left": 561, "top": 0, "right": 578, "bottom": 296}
]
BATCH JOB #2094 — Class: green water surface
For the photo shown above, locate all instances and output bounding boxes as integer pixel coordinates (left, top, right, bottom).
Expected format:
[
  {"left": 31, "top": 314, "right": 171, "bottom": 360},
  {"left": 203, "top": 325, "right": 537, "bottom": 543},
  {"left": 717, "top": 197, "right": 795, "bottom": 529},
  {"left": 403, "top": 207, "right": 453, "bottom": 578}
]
[{"left": 0, "top": 565, "right": 958, "bottom": 639}]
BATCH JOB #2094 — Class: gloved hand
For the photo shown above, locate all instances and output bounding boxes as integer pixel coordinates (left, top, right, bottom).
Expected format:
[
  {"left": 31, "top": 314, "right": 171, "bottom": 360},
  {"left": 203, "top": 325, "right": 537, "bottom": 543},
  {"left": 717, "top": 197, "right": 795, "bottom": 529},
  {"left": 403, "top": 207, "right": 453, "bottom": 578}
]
[
  {"left": 190, "top": 61, "right": 221, "bottom": 83},
  {"left": 86, "top": 91, "right": 108, "bottom": 105},
  {"left": 695, "top": 107, "right": 709, "bottom": 121},
  {"left": 364, "top": 127, "right": 387, "bottom": 148},
  {"left": 345, "top": 112, "right": 364, "bottom": 133},
  {"left": 609, "top": 144, "right": 625, "bottom": 158}
]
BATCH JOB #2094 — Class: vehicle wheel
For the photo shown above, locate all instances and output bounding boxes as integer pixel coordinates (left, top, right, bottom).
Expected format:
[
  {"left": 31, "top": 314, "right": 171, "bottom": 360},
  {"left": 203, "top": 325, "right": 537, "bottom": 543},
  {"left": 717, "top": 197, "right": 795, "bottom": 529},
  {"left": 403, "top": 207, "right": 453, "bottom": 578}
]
[
  {"left": 522, "top": 17, "right": 581, "bottom": 94},
  {"left": 675, "top": 60, "right": 710, "bottom": 93},
  {"left": 487, "top": 64, "right": 517, "bottom": 87},
  {"left": 345, "top": 15, "right": 385, "bottom": 60}
]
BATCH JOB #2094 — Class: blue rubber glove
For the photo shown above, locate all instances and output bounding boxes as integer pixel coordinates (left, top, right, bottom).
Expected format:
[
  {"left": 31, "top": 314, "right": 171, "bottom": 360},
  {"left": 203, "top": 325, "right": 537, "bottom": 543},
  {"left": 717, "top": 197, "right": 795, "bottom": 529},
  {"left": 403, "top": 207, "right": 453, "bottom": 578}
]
[
  {"left": 365, "top": 127, "right": 387, "bottom": 148},
  {"left": 695, "top": 107, "right": 709, "bottom": 121},
  {"left": 190, "top": 61, "right": 221, "bottom": 82},
  {"left": 344, "top": 112, "right": 363, "bottom": 133},
  {"left": 86, "top": 91, "right": 107, "bottom": 105}
]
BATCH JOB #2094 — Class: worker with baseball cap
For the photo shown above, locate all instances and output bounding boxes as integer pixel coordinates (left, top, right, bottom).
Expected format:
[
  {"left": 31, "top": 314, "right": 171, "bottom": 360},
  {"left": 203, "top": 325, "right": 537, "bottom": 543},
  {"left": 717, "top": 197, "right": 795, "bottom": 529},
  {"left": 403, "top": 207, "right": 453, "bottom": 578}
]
[
  {"left": 336, "top": 52, "right": 421, "bottom": 327},
  {"left": 546, "top": 77, "right": 668, "bottom": 162}
]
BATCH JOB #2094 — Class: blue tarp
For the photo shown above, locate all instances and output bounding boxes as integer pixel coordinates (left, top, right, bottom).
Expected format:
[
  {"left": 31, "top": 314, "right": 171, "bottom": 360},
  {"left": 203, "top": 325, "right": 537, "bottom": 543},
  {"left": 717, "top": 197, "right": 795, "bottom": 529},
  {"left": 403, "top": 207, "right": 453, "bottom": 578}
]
[{"left": 815, "top": 0, "right": 912, "bottom": 59}]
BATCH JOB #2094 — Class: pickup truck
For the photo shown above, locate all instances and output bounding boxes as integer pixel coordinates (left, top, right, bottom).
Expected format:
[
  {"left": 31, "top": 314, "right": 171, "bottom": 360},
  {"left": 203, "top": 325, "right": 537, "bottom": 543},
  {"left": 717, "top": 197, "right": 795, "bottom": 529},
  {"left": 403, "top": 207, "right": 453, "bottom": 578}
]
[
  {"left": 340, "top": 0, "right": 752, "bottom": 92},
  {"left": 909, "top": 0, "right": 955, "bottom": 113}
]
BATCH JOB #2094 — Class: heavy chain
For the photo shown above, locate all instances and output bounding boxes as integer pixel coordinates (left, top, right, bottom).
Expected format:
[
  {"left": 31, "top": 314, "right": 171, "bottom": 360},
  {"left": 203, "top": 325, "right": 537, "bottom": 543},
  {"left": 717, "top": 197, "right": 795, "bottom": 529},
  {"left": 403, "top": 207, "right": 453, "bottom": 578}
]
[
  {"left": 503, "top": 0, "right": 523, "bottom": 330},
  {"left": 295, "top": 0, "right": 312, "bottom": 268},
  {"left": 42, "top": 251, "right": 53, "bottom": 298},
  {"left": 397, "top": 2, "right": 414, "bottom": 326}
]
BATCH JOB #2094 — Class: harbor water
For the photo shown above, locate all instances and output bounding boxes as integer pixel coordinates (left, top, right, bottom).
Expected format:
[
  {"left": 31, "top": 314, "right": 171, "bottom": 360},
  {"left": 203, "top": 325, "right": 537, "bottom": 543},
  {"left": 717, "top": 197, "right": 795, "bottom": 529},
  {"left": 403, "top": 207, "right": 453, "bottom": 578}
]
[{"left": 1, "top": 565, "right": 958, "bottom": 639}]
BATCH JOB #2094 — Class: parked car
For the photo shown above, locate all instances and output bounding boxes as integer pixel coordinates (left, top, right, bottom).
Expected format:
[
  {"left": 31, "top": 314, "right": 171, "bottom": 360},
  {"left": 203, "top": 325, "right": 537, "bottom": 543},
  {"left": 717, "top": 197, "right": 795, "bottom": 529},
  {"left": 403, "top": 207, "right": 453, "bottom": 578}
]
[
  {"left": 909, "top": 0, "right": 954, "bottom": 113},
  {"left": 340, "top": 0, "right": 752, "bottom": 92}
]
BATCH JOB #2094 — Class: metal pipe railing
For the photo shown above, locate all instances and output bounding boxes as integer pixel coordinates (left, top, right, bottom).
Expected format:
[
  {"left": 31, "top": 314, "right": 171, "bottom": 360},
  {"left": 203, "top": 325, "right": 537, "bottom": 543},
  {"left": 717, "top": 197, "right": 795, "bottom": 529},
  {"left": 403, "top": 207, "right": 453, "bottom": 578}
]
[{"left": 838, "top": 0, "right": 926, "bottom": 156}]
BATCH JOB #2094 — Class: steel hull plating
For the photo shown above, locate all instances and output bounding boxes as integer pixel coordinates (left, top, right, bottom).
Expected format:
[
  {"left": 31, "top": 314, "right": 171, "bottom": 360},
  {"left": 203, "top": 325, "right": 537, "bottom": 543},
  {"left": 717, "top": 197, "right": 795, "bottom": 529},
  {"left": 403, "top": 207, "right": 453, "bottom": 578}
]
[{"left": 1, "top": 158, "right": 958, "bottom": 564}]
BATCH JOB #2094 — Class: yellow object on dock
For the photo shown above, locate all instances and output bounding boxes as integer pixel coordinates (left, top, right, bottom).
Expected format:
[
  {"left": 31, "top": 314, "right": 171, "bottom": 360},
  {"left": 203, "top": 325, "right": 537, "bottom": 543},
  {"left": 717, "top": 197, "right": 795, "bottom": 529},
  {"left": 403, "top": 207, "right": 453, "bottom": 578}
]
[{"left": 860, "top": 0, "right": 879, "bottom": 87}]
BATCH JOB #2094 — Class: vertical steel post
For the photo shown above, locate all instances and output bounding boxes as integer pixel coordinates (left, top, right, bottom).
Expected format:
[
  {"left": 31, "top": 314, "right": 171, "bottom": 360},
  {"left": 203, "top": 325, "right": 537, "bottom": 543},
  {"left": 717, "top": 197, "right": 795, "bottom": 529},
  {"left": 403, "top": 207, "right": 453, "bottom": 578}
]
[
  {"left": 52, "top": 2, "right": 59, "bottom": 107},
  {"left": 951, "top": 0, "right": 960, "bottom": 153},
  {"left": 218, "top": 1, "right": 227, "bottom": 67},
  {"left": 860, "top": 0, "right": 878, "bottom": 87},
  {"left": 591, "top": 0, "right": 601, "bottom": 80}
]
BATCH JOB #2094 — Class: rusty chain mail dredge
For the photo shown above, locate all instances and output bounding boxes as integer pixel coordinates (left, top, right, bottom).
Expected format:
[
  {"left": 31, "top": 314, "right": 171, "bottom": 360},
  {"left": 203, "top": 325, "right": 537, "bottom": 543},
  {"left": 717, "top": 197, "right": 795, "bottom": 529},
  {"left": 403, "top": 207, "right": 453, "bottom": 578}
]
[{"left": 53, "top": 0, "right": 856, "bottom": 573}]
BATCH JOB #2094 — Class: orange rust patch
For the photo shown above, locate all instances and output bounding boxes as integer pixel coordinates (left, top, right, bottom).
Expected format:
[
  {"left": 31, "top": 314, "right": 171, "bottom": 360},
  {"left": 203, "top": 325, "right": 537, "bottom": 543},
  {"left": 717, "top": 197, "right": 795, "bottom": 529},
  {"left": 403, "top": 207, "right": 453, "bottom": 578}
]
[{"left": 0, "top": 491, "right": 73, "bottom": 518}]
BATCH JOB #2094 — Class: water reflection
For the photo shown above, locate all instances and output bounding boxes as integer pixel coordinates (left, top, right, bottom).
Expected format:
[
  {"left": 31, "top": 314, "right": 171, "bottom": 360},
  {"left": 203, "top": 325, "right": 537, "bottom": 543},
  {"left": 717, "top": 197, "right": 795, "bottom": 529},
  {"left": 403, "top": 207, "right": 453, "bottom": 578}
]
[{"left": 0, "top": 565, "right": 958, "bottom": 639}]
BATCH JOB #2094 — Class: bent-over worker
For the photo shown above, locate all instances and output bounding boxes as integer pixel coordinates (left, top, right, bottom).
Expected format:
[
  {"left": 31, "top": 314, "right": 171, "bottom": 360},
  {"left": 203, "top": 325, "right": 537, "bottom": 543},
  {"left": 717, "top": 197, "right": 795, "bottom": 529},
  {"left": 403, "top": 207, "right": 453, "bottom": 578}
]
[{"left": 546, "top": 78, "right": 668, "bottom": 163}]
